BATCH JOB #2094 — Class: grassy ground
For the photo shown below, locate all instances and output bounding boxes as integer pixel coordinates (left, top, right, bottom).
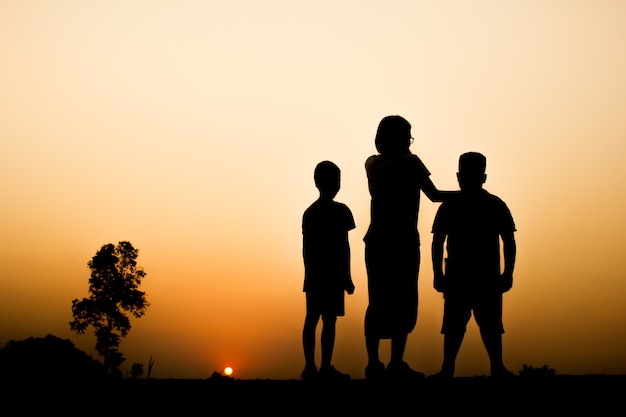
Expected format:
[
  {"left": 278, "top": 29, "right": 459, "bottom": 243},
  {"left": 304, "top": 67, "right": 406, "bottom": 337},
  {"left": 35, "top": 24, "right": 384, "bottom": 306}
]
[{"left": 9, "top": 374, "right": 624, "bottom": 415}]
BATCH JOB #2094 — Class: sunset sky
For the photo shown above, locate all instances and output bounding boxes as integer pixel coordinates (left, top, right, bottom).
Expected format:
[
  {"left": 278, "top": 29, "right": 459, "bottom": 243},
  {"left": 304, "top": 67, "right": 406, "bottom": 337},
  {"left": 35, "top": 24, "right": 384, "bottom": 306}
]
[{"left": 1, "top": 1, "right": 625, "bottom": 380}]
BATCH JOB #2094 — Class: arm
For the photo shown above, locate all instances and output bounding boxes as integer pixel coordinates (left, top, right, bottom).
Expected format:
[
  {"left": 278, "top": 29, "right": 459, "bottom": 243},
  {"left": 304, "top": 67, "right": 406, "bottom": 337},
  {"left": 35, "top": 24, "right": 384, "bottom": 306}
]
[
  {"left": 431, "top": 232, "right": 447, "bottom": 293},
  {"left": 421, "top": 176, "right": 458, "bottom": 203},
  {"left": 344, "top": 234, "right": 355, "bottom": 295},
  {"left": 346, "top": 242, "right": 354, "bottom": 294},
  {"left": 500, "top": 231, "right": 516, "bottom": 292}
]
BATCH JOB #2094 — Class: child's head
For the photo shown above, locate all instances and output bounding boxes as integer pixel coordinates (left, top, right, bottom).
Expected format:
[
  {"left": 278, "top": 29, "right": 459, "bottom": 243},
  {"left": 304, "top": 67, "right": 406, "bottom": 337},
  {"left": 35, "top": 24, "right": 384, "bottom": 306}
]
[
  {"left": 375, "top": 115, "right": 413, "bottom": 155},
  {"left": 314, "top": 160, "right": 341, "bottom": 199},
  {"left": 457, "top": 152, "right": 487, "bottom": 190}
]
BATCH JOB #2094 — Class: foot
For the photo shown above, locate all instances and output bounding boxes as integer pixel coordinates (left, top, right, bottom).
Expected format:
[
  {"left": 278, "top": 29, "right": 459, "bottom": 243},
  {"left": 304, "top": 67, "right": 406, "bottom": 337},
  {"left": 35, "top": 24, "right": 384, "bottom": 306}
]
[
  {"left": 319, "top": 365, "right": 350, "bottom": 381},
  {"left": 386, "top": 361, "right": 425, "bottom": 382},
  {"left": 365, "top": 360, "right": 386, "bottom": 381},
  {"left": 301, "top": 365, "right": 319, "bottom": 381}
]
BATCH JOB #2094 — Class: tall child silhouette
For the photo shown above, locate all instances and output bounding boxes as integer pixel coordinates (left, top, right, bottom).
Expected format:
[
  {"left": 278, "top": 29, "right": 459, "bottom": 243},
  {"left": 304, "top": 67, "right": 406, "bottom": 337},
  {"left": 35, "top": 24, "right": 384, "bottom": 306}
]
[
  {"left": 301, "top": 161, "right": 356, "bottom": 381},
  {"left": 431, "top": 151, "right": 517, "bottom": 379}
]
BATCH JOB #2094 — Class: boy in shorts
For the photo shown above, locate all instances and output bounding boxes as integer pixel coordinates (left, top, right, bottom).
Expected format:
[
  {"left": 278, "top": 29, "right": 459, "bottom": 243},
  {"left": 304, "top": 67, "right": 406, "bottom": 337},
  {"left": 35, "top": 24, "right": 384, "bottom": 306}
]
[
  {"left": 301, "top": 161, "right": 356, "bottom": 381},
  {"left": 431, "top": 152, "right": 517, "bottom": 379}
]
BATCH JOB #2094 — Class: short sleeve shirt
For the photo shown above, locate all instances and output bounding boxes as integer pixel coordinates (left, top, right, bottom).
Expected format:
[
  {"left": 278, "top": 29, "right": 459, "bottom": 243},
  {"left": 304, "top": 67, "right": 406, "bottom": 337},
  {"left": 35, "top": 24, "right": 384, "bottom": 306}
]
[
  {"left": 432, "top": 190, "right": 516, "bottom": 283},
  {"left": 364, "top": 152, "right": 431, "bottom": 244},
  {"left": 302, "top": 199, "right": 356, "bottom": 293}
]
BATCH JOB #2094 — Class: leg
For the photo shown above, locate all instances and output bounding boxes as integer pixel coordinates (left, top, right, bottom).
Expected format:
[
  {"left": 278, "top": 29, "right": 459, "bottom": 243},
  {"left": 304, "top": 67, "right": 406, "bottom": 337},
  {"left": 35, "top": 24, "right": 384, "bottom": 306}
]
[
  {"left": 480, "top": 329, "right": 511, "bottom": 377},
  {"left": 318, "top": 314, "right": 349, "bottom": 380},
  {"left": 364, "top": 306, "right": 382, "bottom": 366},
  {"left": 365, "top": 334, "right": 380, "bottom": 365},
  {"left": 364, "top": 245, "right": 386, "bottom": 378},
  {"left": 437, "top": 294, "right": 469, "bottom": 378},
  {"left": 302, "top": 313, "right": 319, "bottom": 379},
  {"left": 320, "top": 314, "right": 337, "bottom": 369},
  {"left": 364, "top": 335, "right": 386, "bottom": 380},
  {"left": 364, "top": 316, "right": 385, "bottom": 380},
  {"left": 389, "top": 332, "right": 407, "bottom": 366},
  {"left": 440, "top": 331, "right": 464, "bottom": 378},
  {"left": 476, "top": 292, "right": 512, "bottom": 378},
  {"left": 387, "top": 332, "right": 424, "bottom": 380}
]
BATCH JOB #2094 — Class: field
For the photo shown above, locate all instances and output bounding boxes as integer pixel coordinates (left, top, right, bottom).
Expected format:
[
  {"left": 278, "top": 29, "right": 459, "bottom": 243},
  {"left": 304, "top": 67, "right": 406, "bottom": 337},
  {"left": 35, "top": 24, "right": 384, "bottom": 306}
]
[{"left": 9, "top": 374, "right": 625, "bottom": 415}]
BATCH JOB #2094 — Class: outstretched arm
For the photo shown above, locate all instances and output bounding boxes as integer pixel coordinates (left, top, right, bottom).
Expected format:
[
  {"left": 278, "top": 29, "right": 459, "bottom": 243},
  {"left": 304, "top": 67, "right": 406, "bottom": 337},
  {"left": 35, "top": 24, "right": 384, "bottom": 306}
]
[{"left": 421, "top": 176, "right": 458, "bottom": 202}]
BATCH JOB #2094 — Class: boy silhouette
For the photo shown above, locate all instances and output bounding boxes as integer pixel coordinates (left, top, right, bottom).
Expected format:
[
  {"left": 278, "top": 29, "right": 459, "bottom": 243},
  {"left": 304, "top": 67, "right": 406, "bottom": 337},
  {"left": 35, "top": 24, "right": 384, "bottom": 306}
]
[
  {"left": 431, "top": 152, "right": 517, "bottom": 380},
  {"left": 301, "top": 160, "right": 356, "bottom": 381}
]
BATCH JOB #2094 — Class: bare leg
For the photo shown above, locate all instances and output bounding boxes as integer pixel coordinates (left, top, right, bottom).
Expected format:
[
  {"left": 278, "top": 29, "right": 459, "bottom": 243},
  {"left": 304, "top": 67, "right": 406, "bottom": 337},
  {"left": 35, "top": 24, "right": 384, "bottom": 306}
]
[
  {"left": 365, "top": 334, "right": 381, "bottom": 365},
  {"left": 440, "top": 332, "right": 464, "bottom": 378},
  {"left": 387, "top": 332, "right": 424, "bottom": 380},
  {"left": 365, "top": 334, "right": 386, "bottom": 380},
  {"left": 364, "top": 306, "right": 385, "bottom": 379},
  {"left": 302, "top": 314, "right": 319, "bottom": 369},
  {"left": 480, "top": 329, "right": 510, "bottom": 377},
  {"left": 320, "top": 315, "right": 337, "bottom": 369},
  {"left": 389, "top": 332, "right": 407, "bottom": 366}
]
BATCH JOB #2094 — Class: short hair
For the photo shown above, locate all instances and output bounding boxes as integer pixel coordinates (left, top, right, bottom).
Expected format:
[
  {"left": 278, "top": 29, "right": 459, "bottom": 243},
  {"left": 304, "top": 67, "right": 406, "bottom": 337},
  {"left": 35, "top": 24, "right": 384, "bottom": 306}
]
[
  {"left": 314, "top": 160, "right": 340, "bottom": 190},
  {"left": 375, "top": 115, "right": 412, "bottom": 155},
  {"left": 459, "top": 152, "right": 486, "bottom": 174}
]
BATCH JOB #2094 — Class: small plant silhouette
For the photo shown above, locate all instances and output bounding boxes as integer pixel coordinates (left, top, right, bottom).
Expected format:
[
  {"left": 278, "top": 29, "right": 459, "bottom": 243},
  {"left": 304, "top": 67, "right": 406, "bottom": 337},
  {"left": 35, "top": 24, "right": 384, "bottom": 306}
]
[
  {"left": 519, "top": 364, "right": 556, "bottom": 379},
  {"left": 130, "top": 363, "right": 144, "bottom": 378},
  {"left": 147, "top": 354, "right": 155, "bottom": 378}
]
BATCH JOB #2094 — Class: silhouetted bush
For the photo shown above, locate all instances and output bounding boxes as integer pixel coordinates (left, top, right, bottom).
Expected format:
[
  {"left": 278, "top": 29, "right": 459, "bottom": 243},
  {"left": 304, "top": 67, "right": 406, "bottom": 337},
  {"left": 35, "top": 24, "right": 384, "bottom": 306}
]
[
  {"left": 0, "top": 334, "right": 106, "bottom": 384},
  {"left": 519, "top": 364, "right": 556, "bottom": 379},
  {"left": 130, "top": 363, "right": 144, "bottom": 378}
]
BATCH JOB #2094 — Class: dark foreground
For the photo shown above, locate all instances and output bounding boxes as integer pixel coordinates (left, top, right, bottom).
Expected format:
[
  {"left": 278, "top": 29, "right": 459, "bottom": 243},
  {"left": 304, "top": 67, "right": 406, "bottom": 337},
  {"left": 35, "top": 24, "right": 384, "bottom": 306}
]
[{"left": 8, "top": 374, "right": 625, "bottom": 415}]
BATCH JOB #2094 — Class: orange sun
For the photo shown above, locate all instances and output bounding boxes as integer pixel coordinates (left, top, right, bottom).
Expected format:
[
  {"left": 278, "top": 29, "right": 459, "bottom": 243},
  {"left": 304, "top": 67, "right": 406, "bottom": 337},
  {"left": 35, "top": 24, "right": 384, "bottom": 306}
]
[{"left": 224, "top": 366, "right": 233, "bottom": 376}]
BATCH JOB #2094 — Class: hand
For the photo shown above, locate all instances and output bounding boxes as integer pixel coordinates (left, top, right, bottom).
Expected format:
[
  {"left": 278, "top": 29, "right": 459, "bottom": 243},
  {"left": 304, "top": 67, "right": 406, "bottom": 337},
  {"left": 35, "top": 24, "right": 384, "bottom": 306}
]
[
  {"left": 346, "top": 281, "right": 355, "bottom": 295},
  {"left": 433, "top": 272, "right": 447, "bottom": 293},
  {"left": 500, "top": 273, "right": 513, "bottom": 293}
]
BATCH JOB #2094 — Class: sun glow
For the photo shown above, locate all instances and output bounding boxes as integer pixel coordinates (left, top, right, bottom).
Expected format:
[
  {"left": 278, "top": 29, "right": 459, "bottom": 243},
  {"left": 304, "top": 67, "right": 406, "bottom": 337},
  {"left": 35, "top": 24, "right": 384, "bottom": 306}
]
[{"left": 224, "top": 366, "right": 233, "bottom": 376}]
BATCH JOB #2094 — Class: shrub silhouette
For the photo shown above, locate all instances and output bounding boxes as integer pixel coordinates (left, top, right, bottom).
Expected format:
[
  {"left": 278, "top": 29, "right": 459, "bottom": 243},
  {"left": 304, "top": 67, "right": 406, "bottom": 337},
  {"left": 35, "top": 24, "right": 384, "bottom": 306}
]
[
  {"left": 0, "top": 334, "right": 105, "bottom": 384},
  {"left": 130, "top": 362, "right": 144, "bottom": 378},
  {"left": 519, "top": 364, "right": 556, "bottom": 379}
]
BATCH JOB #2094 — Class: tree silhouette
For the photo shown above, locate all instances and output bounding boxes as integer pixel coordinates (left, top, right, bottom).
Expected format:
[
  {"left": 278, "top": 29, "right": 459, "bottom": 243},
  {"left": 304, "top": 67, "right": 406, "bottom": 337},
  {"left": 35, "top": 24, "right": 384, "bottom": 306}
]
[{"left": 69, "top": 241, "right": 149, "bottom": 376}]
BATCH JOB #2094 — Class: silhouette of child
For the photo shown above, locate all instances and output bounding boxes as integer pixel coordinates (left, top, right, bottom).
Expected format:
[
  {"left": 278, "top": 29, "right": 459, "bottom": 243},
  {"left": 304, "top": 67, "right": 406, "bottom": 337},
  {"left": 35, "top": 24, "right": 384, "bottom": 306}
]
[
  {"left": 301, "top": 160, "right": 356, "bottom": 381},
  {"left": 363, "top": 115, "right": 457, "bottom": 381},
  {"left": 431, "top": 151, "right": 517, "bottom": 380}
]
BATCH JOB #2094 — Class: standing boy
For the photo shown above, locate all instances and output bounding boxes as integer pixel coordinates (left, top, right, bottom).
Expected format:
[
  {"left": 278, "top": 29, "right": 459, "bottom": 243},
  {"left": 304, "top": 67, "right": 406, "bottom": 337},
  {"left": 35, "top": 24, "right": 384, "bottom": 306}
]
[
  {"left": 431, "top": 152, "right": 517, "bottom": 379},
  {"left": 301, "top": 160, "right": 356, "bottom": 381}
]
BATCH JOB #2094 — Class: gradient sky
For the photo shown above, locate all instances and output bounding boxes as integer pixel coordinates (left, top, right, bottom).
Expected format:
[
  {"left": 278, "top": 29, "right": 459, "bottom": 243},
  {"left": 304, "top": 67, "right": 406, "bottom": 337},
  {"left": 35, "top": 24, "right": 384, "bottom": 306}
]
[{"left": 1, "top": 1, "right": 625, "bottom": 380}]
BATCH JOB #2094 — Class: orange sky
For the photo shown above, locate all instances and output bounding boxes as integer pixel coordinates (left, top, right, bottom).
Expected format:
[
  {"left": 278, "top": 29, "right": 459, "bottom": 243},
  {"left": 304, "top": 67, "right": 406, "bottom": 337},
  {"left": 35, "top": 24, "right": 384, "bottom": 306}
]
[{"left": 1, "top": 1, "right": 626, "bottom": 380}]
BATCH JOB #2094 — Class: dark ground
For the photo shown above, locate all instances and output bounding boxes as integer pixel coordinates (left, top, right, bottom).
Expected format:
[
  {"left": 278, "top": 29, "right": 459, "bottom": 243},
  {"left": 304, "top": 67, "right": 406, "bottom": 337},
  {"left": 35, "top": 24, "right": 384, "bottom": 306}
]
[{"left": 8, "top": 374, "right": 625, "bottom": 415}]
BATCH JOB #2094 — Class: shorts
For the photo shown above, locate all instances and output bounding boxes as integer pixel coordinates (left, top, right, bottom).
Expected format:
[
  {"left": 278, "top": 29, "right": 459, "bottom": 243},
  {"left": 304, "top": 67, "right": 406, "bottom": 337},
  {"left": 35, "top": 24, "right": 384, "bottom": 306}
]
[
  {"left": 306, "top": 289, "right": 345, "bottom": 317},
  {"left": 441, "top": 290, "right": 504, "bottom": 335}
]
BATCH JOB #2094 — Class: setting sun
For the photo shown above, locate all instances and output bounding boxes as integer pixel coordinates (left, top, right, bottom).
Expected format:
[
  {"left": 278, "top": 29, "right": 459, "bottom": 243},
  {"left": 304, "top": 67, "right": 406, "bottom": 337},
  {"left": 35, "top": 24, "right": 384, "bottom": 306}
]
[{"left": 224, "top": 367, "right": 233, "bottom": 377}]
